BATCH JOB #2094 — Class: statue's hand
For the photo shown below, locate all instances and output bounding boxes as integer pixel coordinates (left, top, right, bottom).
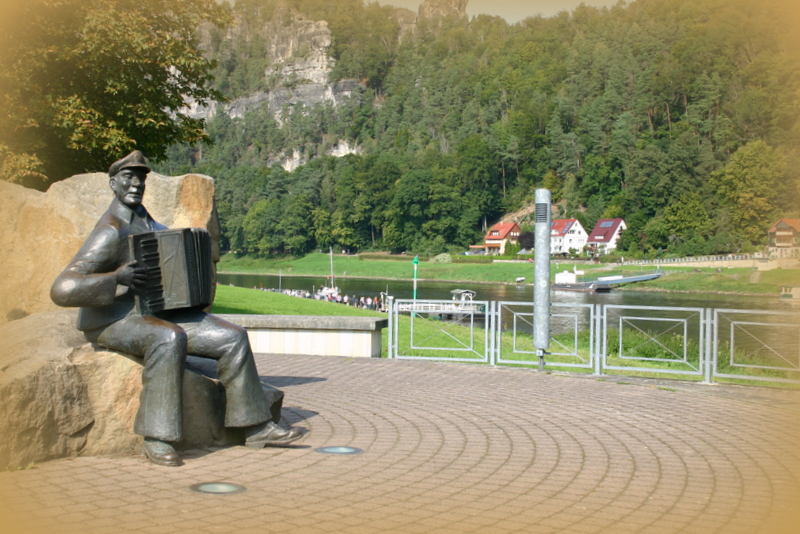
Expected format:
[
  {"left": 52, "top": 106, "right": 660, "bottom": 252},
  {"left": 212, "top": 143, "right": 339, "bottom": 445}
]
[{"left": 116, "top": 261, "right": 147, "bottom": 290}]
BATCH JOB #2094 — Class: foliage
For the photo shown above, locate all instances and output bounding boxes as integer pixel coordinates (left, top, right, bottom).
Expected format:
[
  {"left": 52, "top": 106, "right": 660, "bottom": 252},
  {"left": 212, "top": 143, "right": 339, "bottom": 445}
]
[
  {"left": 0, "top": 0, "right": 230, "bottom": 187},
  {"left": 160, "top": 0, "right": 799, "bottom": 257},
  {"left": 709, "top": 140, "right": 788, "bottom": 245},
  {"left": 431, "top": 253, "right": 453, "bottom": 264}
]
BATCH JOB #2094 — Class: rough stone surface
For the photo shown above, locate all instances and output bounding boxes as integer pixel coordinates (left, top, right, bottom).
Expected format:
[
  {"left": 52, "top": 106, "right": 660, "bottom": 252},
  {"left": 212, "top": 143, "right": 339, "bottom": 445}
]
[
  {"left": 0, "top": 310, "right": 244, "bottom": 470},
  {"left": 0, "top": 172, "right": 219, "bottom": 327},
  {"left": 419, "top": 0, "right": 468, "bottom": 20}
]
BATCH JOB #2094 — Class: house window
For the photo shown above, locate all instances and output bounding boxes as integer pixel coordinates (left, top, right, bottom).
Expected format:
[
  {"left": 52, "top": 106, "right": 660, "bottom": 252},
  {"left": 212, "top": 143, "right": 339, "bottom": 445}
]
[{"left": 491, "top": 231, "right": 499, "bottom": 236}]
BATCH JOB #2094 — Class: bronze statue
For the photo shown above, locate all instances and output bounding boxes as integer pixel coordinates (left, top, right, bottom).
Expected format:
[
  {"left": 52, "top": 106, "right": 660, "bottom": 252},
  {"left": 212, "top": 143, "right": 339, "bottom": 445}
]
[{"left": 51, "top": 150, "right": 303, "bottom": 466}]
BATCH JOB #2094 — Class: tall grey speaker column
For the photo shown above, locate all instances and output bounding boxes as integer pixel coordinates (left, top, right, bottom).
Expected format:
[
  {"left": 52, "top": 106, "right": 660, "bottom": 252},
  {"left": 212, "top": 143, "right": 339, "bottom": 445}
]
[{"left": 534, "top": 188, "right": 551, "bottom": 370}]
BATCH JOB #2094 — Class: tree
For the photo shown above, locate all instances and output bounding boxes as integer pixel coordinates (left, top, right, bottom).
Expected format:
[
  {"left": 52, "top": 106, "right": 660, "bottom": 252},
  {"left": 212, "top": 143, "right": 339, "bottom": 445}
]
[
  {"left": 662, "top": 192, "right": 712, "bottom": 243},
  {"left": 281, "top": 194, "right": 314, "bottom": 255},
  {"left": 242, "top": 198, "right": 282, "bottom": 255},
  {"left": 0, "top": 0, "right": 230, "bottom": 187},
  {"left": 518, "top": 231, "right": 535, "bottom": 251},
  {"left": 710, "top": 140, "right": 785, "bottom": 245}
]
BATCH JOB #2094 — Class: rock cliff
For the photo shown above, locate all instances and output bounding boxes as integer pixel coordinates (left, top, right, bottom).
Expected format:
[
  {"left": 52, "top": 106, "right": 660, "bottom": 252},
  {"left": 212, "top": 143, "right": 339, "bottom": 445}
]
[
  {"left": 419, "top": 0, "right": 468, "bottom": 20},
  {"left": 193, "top": 10, "right": 359, "bottom": 124},
  {"left": 187, "top": 1, "right": 469, "bottom": 169}
]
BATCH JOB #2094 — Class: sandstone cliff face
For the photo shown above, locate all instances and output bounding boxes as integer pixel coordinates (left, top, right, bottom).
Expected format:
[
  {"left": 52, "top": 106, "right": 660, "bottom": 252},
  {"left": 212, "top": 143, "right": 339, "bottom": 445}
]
[
  {"left": 187, "top": 1, "right": 469, "bottom": 169},
  {"left": 194, "top": 10, "right": 359, "bottom": 124},
  {"left": 419, "top": 0, "right": 468, "bottom": 20},
  {"left": 0, "top": 173, "right": 220, "bottom": 326},
  {"left": 394, "top": 8, "right": 418, "bottom": 42}
]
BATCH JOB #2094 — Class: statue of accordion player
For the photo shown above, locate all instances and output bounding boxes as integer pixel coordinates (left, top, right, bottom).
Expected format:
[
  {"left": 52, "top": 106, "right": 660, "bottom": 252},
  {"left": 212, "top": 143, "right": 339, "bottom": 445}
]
[{"left": 51, "top": 150, "right": 304, "bottom": 466}]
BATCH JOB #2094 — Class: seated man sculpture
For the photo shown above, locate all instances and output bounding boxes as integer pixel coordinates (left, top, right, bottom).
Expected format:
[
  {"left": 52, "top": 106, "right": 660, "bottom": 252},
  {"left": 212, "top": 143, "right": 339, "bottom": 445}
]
[{"left": 51, "top": 150, "right": 303, "bottom": 466}]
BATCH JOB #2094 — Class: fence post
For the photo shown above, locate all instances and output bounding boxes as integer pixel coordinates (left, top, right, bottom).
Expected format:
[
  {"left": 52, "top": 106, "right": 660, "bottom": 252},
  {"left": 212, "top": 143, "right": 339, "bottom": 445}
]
[
  {"left": 387, "top": 296, "right": 394, "bottom": 359},
  {"left": 593, "top": 304, "right": 602, "bottom": 375},
  {"left": 702, "top": 308, "right": 714, "bottom": 384},
  {"left": 489, "top": 301, "right": 497, "bottom": 365}
]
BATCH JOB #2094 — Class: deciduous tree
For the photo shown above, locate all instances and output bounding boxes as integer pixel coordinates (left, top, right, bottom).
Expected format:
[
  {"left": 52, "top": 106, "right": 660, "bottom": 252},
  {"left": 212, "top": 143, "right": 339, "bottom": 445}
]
[{"left": 0, "top": 0, "right": 229, "bottom": 186}]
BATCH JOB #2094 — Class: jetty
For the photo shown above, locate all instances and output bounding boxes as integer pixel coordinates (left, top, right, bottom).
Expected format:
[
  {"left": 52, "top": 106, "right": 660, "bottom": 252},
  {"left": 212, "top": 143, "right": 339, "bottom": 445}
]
[{"left": 553, "top": 270, "right": 663, "bottom": 292}]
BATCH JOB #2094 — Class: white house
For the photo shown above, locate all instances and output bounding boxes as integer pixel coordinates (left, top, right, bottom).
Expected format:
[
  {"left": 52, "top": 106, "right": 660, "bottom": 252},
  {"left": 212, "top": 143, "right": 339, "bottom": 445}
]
[
  {"left": 587, "top": 218, "right": 627, "bottom": 255},
  {"left": 550, "top": 219, "right": 588, "bottom": 255}
]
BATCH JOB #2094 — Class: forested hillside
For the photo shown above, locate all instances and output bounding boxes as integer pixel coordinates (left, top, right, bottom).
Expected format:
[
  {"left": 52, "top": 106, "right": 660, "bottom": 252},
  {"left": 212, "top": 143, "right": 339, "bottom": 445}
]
[{"left": 159, "top": 0, "right": 800, "bottom": 258}]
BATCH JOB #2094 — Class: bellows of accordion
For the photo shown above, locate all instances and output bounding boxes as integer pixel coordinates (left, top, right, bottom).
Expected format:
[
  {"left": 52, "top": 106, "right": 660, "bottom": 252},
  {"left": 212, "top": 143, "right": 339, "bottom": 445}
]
[{"left": 128, "top": 228, "right": 213, "bottom": 315}]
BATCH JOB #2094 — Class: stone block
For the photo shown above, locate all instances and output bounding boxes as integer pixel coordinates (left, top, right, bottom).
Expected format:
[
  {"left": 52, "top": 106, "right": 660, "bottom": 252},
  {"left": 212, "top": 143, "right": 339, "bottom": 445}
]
[{"left": 0, "top": 310, "right": 258, "bottom": 470}]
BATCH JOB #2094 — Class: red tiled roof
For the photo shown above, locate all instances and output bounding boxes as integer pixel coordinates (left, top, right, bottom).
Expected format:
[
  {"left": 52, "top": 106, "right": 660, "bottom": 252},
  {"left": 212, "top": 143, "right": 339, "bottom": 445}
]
[
  {"left": 769, "top": 219, "right": 800, "bottom": 233},
  {"left": 484, "top": 222, "right": 520, "bottom": 241},
  {"left": 550, "top": 219, "right": 578, "bottom": 237},
  {"left": 587, "top": 219, "right": 625, "bottom": 243}
]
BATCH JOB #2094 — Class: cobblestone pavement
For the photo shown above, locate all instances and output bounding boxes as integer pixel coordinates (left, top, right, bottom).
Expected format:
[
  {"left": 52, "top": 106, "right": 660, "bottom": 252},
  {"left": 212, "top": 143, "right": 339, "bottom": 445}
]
[{"left": 1, "top": 354, "right": 799, "bottom": 534}]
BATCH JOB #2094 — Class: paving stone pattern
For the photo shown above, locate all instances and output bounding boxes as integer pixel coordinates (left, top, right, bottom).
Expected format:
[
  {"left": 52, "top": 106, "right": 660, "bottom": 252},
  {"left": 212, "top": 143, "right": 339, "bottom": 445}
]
[{"left": 1, "top": 354, "right": 799, "bottom": 534}]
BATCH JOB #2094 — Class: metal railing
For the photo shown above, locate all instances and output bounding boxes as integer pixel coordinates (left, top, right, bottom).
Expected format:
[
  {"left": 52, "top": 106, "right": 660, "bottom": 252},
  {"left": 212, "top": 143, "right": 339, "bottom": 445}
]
[{"left": 386, "top": 297, "right": 800, "bottom": 386}]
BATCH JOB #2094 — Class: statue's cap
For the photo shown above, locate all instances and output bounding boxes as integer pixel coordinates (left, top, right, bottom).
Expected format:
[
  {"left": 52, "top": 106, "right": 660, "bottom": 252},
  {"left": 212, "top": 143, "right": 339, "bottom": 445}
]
[{"left": 109, "top": 150, "right": 151, "bottom": 176}]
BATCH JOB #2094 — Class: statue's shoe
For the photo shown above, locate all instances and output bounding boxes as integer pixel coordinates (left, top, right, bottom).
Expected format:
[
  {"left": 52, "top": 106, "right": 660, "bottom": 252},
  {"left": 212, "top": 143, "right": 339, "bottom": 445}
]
[
  {"left": 142, "top": 438, "right": 182, "bottom": 467},
  {"left": 245, "top": 421, "right": 304, "bottom": 448}
]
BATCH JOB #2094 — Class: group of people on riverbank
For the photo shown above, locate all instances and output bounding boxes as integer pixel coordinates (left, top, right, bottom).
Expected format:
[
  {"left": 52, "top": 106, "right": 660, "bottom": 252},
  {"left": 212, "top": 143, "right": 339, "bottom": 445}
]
[
  {"left": 253, "top": 286, "right": 385, "bottom": 311},
  {"left": 317, "top": 291, "right": 383, "bottom": 311}
]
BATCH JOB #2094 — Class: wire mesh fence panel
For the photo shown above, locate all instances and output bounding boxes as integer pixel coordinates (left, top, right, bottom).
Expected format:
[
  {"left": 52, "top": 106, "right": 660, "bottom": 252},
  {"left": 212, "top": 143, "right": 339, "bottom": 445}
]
[
  {"left": 389, "top": 298, "right": 491, "bottom": 363},
  {"left": 601, "top": 305, "right": 706, "bottom": 378},
  {"left": 713, "top": 308, "right": 800, "bottom": 384},
  {"left": 495, "top": 301, "right": 594, "bottom": 369},
  {"left": 387, "top": 297, "right": 799, "bottom": 388}
]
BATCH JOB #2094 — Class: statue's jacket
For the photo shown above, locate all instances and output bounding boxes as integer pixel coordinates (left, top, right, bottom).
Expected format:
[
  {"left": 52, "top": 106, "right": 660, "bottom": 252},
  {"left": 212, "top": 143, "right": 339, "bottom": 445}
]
[{"left": 51, "top": 199, "right": 166, "bottom": 331}]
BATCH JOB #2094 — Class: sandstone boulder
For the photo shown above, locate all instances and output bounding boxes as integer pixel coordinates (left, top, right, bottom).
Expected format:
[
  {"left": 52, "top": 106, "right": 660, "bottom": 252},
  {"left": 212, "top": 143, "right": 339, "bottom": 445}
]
[
  {"left": 0, "top": 172, "right": 220, "bottom": 327},
  {"left": 0, "top": 310, "right": 272, "bottom": 470}
]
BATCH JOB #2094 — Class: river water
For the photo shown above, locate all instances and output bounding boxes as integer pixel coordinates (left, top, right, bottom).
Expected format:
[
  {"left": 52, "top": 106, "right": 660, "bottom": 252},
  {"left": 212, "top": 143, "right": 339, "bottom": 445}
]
[{"left": 217, "top": 272, "right": 793, "bottom": 313}]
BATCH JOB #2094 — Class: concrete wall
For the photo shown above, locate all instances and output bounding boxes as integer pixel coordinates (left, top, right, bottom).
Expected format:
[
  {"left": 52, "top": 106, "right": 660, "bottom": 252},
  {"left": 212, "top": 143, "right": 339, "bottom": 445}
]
[{"left": 219, "top": 314, "right": 388, "bottom": 358}]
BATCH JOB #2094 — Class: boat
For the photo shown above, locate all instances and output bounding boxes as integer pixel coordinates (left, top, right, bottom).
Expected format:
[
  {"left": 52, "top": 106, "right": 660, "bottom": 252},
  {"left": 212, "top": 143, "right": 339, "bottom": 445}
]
[
  {"left": 316, "top": 247, "right": 340, "bottom": 298},
  {"left": 450, "top": 289, "right": 477, "bottom": 302}
]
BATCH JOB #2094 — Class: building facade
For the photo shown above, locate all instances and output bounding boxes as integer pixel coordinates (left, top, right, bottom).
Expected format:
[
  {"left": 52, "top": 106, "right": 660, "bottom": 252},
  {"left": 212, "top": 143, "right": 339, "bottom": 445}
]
[
  {"left": 550, "top": 219, "right": 588, "bottom": 256},
  {"left": 587, "top": 218, "right": 627, "bottom": 256},
  {"left": 470, "top": 222, "right": 521, "bottom": 255},
  {"left": 768, "top": 219, "right": 800, "bottom": 257}
]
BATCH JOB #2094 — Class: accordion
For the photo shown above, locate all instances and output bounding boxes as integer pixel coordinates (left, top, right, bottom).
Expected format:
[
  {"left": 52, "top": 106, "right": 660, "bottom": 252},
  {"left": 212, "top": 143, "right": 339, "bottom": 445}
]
[{"left": 128, "top": 228, "right": 213, "bottom": 315}]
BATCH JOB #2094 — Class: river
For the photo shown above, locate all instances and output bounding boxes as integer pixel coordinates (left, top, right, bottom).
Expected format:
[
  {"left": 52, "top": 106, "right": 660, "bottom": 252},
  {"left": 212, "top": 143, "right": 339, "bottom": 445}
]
[{"left": 216, "top": 272, "right": 793, "bottom": 313}]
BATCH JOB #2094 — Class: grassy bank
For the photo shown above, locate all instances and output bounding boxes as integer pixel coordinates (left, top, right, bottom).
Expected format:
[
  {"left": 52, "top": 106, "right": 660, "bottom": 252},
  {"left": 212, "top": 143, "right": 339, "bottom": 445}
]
[{"left": 219, "top": 253, "right": 798, "bottom": 295}]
